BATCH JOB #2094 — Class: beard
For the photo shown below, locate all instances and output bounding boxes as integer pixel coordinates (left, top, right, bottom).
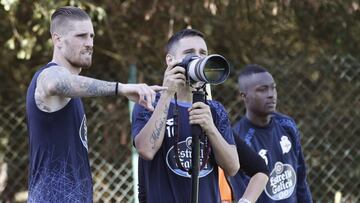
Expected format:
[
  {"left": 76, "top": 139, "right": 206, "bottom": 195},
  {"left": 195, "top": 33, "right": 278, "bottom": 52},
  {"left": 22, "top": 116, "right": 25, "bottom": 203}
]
[
  {"left": 63, "top": 39, "right": 93, "bottom": 69},
  {"left": 67, "top": 49, "right": 93, "bottom": 69}
]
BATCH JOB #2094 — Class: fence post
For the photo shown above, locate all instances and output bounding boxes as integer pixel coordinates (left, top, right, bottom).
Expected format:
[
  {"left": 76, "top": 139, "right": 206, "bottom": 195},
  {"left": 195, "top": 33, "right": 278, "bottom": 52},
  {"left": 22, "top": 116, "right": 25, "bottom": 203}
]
[
  {"left": 128, "top": 64, "right": 139, "bottom": 203},
  {"left": 334, "top": 191, "right": 342, "bottom": 203}
]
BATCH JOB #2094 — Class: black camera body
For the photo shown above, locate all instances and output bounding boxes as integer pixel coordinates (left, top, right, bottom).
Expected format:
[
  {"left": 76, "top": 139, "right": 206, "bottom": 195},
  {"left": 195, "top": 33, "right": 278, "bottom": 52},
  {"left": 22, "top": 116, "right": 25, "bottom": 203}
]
[{"left": 177, "top": 54, "right": 230, "bottom": 85}]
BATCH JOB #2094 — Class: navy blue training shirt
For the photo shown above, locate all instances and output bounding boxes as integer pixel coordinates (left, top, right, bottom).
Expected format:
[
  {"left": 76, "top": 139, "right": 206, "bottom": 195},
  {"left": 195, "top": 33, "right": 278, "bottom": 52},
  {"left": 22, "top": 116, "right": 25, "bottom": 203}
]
[
  {"left": 26, "top": 63, "right": 92, "bottom": 203},
  {"left": 229, "top": 113, "right": 312, "bottom": 203},
  {"left": 132, "top": 95, "right": 235, "bottom": 203}
]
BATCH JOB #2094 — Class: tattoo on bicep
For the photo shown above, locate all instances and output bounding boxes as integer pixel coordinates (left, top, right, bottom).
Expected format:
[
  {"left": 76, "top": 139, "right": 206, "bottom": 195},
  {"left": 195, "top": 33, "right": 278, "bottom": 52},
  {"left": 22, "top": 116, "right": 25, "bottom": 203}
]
[
  {"left": 149, "top": 105, "right": 169, "bottom": 149},
  {"left": 55, "top": 77, "right": 72, "bottom": 95},
  {"left": 35, "top": 97, "right": 52, "bottom": 112}
]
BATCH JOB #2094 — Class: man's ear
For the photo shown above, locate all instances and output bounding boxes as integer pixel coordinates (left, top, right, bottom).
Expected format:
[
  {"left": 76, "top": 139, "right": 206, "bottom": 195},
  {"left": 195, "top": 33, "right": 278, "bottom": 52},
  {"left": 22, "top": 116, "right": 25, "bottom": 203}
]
[
  {"left": 52, "top": 32, "right": 62, "bottom": 48},
  {"left": 166, "top": 54, "right": 174, "bottom": 66},
  {"left": 240, "top": 91, "right": 246, "bottom": 100}
]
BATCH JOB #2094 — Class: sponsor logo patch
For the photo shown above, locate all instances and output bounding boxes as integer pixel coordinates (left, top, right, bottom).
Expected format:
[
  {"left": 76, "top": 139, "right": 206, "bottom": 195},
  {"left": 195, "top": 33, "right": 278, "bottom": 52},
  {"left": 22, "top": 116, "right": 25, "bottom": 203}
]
[
  {"left": 166, "top": 137, "right": 213, "bottom": 178},
  {"left": 265, "top": 162, "right": 296, "bottom": 200}
]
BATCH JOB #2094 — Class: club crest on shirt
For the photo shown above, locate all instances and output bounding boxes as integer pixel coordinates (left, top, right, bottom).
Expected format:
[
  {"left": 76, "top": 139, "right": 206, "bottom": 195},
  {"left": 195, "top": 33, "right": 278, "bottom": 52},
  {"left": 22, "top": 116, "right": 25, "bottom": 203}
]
[
  {"left": 79, "top": 115, "right": 88, "bottom": 150},
  {"left": 166, "top": 137, "right": 213, "bottom": 178},
  {"left": 265, "top": 162, "right": 296, "bottom": 200},
  {"left": 258, "top": 149, "right": 268, "bottom": 165},
  {"left": 280, "top": 135, "right": 291, "bottom": 154}
]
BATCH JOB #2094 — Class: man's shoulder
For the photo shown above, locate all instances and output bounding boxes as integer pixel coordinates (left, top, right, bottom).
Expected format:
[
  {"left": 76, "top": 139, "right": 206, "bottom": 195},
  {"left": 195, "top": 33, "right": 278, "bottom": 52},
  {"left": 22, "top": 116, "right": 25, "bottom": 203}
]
[
  {"left": 272, "top": 112, "right": 297, "bottom": 125},
  {"left": 232, "top": 116, "right": 246, "bottom": 129},
  {"left": 272, "top": 112, "right": 299, "bottom": 137},
  {"left": 132, "top": 94, "right": 162, "bottom": 120},
  {"left": 272, "top": 111, "right": 294, "bottom": 120},
  {"left": 207, "top": 99, "right": 223, "bottom": 108},
  {"left": 207, "top": 100, "right": 229, "bottom": 120},
  {"left": 132, "top": 102, "right": 152, "bottom": 116},
  {"left": 38, "top": 64, "right": 69, "bottom": 78}
]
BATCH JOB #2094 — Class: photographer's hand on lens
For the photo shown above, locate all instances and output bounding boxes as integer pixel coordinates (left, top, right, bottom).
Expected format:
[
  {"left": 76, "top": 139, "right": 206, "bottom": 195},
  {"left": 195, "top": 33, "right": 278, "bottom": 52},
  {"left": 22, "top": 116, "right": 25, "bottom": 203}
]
[
  {"left": 163, "top": 59, "right": 186, "bottom": 95},
  {"left": 119, "top": 83, "right": 167, "bottom": 111},
  {"left": 188, "top": 102, "right": 215, "bottom": 135}
]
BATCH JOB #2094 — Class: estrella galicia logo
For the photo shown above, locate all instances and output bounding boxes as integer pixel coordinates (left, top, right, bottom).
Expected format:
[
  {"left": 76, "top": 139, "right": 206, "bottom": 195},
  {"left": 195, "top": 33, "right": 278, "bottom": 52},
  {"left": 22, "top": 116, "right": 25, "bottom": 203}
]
[
  {"left": 166, "top": 137, "right": 213, "bottom": 178},
  {"left": 265, "top": 162, "right": 296, "bottom": 200},
  {"left": 79, "top": 115, "right": 88, "bottom": 150}
]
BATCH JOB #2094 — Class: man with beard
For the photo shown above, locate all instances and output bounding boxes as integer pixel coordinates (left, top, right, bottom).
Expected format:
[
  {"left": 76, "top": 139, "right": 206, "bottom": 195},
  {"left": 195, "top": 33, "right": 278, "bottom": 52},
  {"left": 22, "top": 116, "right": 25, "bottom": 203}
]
[
  {"left": 26, "top": 6, "right": 165, "bottom": 202},
  {"left": 228, "top": 64, "right": 312, "bottom": 202}
]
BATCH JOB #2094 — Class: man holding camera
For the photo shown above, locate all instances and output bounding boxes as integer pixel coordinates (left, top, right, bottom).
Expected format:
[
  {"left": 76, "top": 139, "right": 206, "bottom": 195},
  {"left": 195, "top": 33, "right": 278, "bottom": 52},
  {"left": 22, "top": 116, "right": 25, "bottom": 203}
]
[{"left": 131, "top": 29, "right": 239, "bottom": 202}]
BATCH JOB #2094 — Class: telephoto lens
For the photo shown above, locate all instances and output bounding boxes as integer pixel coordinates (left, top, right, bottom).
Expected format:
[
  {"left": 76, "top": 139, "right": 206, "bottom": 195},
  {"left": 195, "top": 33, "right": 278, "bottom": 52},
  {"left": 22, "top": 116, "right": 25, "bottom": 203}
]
[{"left": 178, "top": 54, "right": 230, "bottom": 85}]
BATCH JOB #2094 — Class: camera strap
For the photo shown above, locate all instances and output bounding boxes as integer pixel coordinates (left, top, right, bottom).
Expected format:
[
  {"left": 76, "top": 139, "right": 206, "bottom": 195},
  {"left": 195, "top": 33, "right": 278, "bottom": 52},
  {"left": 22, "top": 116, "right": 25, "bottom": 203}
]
[{"left": 173, "top": 93, "right": 211, "bottom": 174}]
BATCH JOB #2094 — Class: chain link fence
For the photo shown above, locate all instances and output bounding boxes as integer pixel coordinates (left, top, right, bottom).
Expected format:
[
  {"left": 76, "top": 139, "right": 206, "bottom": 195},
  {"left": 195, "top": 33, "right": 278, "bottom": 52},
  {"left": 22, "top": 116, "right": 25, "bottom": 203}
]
[{"left": 0, "top": 54, "right": 359, "bottom": 202}]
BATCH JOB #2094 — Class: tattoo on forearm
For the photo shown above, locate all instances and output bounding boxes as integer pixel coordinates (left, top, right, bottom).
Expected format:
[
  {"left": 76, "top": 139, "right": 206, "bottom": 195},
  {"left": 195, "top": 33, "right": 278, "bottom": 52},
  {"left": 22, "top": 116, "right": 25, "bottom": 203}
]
[
  {"left": 55, "top": 75, "right": 114, "bottom": 97},
  {"left": 84, "top": 80, "right": 113, "bottom": 96},
  {"left": 150, "top": 105, "right": 169, "bottom": 149}
]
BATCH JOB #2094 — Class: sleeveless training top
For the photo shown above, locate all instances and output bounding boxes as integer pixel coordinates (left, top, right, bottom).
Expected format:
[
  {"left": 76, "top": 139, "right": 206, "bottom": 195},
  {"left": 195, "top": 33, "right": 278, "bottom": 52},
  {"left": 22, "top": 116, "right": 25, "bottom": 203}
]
[{"left": 26, "top": 63, "right": 92, "bottom": 203}]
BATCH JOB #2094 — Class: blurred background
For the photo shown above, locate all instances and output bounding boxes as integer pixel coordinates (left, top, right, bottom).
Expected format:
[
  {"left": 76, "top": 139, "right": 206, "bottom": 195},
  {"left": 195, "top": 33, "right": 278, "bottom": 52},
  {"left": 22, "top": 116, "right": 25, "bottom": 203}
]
[{"left": 0, "top": 0, "right": 359, "bottom": 202}]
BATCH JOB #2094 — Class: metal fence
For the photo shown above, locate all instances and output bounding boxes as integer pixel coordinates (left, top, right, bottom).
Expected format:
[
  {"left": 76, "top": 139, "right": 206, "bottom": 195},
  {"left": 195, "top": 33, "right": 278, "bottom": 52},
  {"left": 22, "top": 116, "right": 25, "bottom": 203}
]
[{"left": 0, "top": 54, "right": 359, "bottom": 202}]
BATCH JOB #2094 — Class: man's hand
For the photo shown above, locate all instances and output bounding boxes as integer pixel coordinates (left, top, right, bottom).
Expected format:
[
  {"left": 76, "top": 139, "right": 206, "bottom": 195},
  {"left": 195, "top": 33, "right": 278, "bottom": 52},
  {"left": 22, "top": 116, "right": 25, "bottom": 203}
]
[
  {"left": 119, "top": 83, "right": 167, "bottom": 111},
  {"left": 188, "top": 102, "right": 215, "bottom": 134},
  {"left": 162, "top": 59, "right": 186, "bottom": 95}
]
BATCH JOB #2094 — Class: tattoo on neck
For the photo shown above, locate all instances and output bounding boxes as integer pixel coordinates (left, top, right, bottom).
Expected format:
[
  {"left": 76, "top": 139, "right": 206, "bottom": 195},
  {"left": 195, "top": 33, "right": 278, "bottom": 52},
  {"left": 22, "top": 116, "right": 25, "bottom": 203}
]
[{"left": 150, "top": 104, "right": 169, "bottom": 149}]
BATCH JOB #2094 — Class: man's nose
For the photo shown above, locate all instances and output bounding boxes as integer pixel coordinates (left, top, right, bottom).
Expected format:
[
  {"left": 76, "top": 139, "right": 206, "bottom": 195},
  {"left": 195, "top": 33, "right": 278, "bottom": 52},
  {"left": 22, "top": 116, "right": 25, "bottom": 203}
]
[
  {"left": 267, "top": 88, "right": 276, "bottom": 98},
  {"left": 85, "top": 37, "right": 93, "bottom": 47}
]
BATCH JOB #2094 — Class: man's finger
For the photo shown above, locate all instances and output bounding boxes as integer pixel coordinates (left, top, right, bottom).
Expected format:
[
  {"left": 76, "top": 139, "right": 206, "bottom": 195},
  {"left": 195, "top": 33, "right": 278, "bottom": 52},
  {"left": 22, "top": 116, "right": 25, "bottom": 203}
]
[
  {"left": 138, "top": 91, "right": 145, "bottom": 105},
  {"left": 191, "top": 102, "right": 207, "bottom": 109},
  {"left": 169, "top": 59, "right": 183, "bottom": 67},
  {"left": 145, "top": 91, "right": 154, "bottom": 112},
  {"left": 150, "top": 85, "right": 168, "bottom": 91},
  {"left": 150, "top": 89, "right": 156, "bottom": 106},
  {"left": 140, "top": 99, "right": 154, "bottom": 112},
  {"left": 145, "top": 102, "right": 154, "bottom": 112}
]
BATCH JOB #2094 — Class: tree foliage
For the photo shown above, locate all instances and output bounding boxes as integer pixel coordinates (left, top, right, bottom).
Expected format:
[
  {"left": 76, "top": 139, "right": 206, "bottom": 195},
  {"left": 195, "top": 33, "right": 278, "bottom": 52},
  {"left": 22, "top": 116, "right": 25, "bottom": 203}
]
[
  {"left": 1, "top": 1, "right": 359, "bottom": 202},
  {"left": 1, "top": 0, "right": 360, "bottom": 99}
]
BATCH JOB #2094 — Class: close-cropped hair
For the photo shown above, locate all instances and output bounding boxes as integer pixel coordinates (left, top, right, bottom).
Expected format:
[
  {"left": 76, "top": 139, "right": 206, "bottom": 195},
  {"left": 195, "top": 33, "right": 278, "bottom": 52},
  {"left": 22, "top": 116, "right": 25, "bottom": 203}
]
[
  {"left": 165, "top": 28, "right": 204, "bottom": 54},
  {"left": 238, "top": 64, "right": 268, "bottom": 82},
  {"left": 50, "top": 6, "right": 90, "bottom": 34},
  {"left": 237, "top": 64, "right": 269, "bottom": 91}
]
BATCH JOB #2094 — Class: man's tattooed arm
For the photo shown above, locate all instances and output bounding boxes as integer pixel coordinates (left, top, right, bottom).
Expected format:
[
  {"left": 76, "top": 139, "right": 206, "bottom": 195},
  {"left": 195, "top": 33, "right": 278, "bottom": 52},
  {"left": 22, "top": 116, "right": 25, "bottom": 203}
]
[
  {"left": 149, "top": 104, "right": 168, "bottom": 149},
  {"left": 39, "top": 66, "right": 116, "bottom": 98},
  {"left": 134, "top": 93, "right": 172, "bottom": 160}
]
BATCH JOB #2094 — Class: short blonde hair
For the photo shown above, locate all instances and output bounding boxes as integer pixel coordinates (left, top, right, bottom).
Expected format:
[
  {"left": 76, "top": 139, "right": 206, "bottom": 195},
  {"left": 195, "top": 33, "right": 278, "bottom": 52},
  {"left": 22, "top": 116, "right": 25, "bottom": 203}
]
[{"left": 50, "top": 6, "right": 90, "bottom": 34}]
